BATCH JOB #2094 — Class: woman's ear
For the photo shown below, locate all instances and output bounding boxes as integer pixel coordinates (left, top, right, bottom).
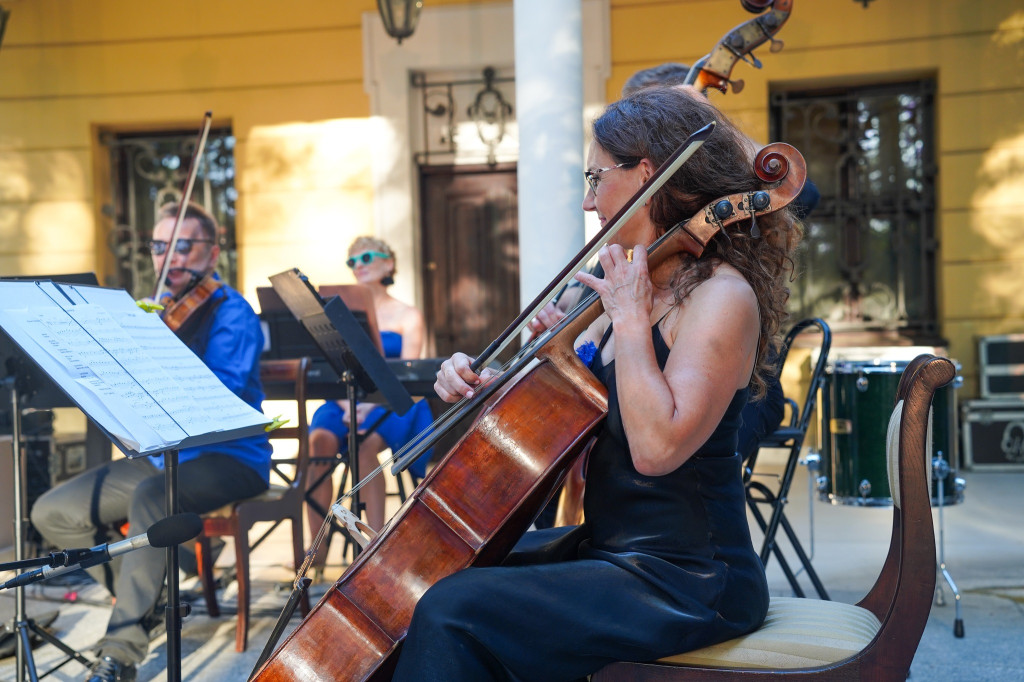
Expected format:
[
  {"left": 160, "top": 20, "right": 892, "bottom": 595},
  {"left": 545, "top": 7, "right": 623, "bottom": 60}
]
[{"left": 639, "top": 158, "right": 656, "bottom": 184}]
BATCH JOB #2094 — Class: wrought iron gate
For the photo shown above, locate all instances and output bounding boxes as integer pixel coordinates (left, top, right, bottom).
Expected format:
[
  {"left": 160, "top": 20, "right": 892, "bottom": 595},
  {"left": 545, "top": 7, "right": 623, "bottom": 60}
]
[
  {"left": 771, "top": 80, "right": 939, "bottom": 342},
  {"left": 101, "top": 128, "right": 237, "bottom": 298}
]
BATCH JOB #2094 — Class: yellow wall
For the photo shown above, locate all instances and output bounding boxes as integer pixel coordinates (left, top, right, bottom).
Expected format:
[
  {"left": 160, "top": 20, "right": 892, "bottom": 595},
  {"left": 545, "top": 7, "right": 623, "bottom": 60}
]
[
  {"left": 0, "top": 0, "right": 378, "bottom": 298},
  {"left": 611, "top": 0, "right": 1024, "bottom": 397},
  {"left": 1, "top": 0, "right": 1021, "bottom": 397}
]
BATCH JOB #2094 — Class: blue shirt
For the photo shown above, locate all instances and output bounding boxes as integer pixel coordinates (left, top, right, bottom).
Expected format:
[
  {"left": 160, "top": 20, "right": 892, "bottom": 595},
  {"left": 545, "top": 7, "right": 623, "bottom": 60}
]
[{"left": 150, "top": 277, "right": 273, "bottom": 482}]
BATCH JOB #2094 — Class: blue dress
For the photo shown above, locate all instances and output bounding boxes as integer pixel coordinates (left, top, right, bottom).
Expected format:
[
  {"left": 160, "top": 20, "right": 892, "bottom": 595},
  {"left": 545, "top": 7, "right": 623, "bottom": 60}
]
[
  {"left": 309, "top": 331, "right": 433, "bottom": 478},
  {"left": 392, "top": 323, "right": 768, "bottom": 681}
]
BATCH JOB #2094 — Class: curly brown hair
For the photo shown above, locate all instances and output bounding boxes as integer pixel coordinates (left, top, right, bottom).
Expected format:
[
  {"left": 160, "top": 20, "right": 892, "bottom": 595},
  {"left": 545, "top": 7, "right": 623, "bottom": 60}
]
[{"left": 591, "top": 86, "right": 801, "bottom": 399}]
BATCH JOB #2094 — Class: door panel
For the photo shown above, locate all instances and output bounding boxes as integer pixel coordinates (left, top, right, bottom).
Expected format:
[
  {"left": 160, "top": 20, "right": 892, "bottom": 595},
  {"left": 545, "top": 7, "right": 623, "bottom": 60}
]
[{"left": 420, "top": 165, "right": 519, "bottom": 361}]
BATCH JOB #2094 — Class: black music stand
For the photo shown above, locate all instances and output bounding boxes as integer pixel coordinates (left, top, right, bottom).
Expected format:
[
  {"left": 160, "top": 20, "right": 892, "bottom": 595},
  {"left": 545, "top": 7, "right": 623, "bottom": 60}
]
[
  {"left": 268, "top": 269, "right": 412, "bottom": 529},
  {"left": 0, "top": 274, "right": 99, "bottom": 681},
  {"left": 249, "top": 269, "right": 413, "bottom": 679},
  {"left": 0, "top": 279, "right": 269, "bottom": 682}
]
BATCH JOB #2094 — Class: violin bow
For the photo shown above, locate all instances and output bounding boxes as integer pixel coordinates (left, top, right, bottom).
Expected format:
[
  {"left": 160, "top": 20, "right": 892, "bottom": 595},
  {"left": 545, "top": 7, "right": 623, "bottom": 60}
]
[
  {"left": 685, "top": 0, "right": 793, "bottom": 95},
  {"left": 152, "top": 111, "right": 214, "bottom": 301},
  {"left": 470, "top": 120, "right": 717, "bottom": 374}
]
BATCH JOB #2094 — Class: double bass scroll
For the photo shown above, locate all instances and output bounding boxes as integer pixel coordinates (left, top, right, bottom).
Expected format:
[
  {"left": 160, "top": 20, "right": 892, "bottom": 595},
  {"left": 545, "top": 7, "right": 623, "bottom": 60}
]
[{"left": 686, "top": 0, "right": 793, "bottom": 95}]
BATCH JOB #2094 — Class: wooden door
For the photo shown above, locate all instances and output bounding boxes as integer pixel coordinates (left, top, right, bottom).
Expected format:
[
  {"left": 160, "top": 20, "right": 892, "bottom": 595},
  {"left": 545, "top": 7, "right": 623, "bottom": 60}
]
[{"left": 420, "top": 164, "right": 519, "bottom": 361}]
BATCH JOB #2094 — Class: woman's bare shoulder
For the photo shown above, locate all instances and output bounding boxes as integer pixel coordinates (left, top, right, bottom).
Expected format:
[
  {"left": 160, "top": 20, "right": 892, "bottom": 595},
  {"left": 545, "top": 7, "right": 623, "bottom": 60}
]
[{"left": 663, "top": 266, "right": 758, "bottom": 343}]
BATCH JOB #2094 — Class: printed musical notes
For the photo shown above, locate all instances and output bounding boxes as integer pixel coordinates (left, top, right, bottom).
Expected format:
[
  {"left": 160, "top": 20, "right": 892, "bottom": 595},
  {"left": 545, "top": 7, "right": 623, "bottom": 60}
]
[{"left": 0, "top": 281, "right": 269, "bottom": 456}]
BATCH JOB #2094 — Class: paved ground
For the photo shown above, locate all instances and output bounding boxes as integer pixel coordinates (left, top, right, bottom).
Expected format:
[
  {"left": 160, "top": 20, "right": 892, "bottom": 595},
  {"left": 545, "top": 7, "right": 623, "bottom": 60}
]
[{"left": 2, "top": 456, "right": 1022, "bottom": 681}]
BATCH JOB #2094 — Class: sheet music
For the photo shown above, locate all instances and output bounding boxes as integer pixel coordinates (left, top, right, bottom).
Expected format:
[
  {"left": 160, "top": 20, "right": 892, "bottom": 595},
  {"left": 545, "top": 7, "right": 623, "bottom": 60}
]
[
  {"left": 112, "top": 302, "right": 268, "bottom": 433},
  {"left": 0, "top": 281, "right": 269, "bottom": 456}
]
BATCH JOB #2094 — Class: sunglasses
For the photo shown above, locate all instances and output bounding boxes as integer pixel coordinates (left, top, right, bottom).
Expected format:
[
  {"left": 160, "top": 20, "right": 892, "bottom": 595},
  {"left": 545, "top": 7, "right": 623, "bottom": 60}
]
[
  {"left": 147, "top": 238, "right": 215, "bottom": 256},
  {"left": 346, "top": 251, "right": 391, "bottom": 269}
]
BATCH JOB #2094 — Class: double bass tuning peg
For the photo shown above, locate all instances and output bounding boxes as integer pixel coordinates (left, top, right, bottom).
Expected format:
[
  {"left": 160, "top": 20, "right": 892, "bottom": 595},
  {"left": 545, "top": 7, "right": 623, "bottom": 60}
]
[{"left": 757, "top": 15, "right": 785, "bottom": 53}]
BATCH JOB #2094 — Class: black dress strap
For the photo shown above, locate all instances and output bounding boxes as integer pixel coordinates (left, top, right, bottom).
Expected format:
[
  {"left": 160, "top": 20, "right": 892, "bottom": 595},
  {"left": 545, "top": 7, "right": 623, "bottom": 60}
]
[{"left": 597, "top": 307, "right": 673, "bottom": 356}]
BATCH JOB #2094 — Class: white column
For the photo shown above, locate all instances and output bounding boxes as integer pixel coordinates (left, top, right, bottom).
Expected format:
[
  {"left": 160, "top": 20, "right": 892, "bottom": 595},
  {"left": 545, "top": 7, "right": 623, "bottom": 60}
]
[{"left": 513, "top": 0, "right": 585, "bottom": 312}]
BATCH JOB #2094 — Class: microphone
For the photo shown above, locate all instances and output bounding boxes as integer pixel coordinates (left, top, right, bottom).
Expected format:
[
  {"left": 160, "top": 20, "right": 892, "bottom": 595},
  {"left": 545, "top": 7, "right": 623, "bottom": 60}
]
[{"left": 1, "top": 513, "right": 203, "bottom": 591}]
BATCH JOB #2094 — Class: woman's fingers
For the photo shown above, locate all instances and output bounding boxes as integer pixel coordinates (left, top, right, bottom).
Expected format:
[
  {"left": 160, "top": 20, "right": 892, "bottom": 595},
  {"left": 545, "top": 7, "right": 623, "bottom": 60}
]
[
  {"left": 434, "top": 352, "right": 482, "bottom": 402},
  {"left": 528, "top": 302, "right": 566, "bottom": 333}
]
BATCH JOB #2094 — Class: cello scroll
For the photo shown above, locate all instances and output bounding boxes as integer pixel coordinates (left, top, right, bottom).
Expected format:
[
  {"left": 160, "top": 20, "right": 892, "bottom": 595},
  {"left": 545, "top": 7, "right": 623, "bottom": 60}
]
[{"left": 664, "top": 141, "right": 806, "bottom": 259}]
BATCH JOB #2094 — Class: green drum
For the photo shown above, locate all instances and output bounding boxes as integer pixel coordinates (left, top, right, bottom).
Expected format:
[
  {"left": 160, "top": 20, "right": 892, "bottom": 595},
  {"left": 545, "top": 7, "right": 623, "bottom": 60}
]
[{"left": 821, "top": 359, "right": 964, "bottom": 507}]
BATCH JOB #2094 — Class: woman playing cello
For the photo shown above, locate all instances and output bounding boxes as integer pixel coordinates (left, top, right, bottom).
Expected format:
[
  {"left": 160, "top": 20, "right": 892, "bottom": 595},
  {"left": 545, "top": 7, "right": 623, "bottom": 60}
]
[{"left": 394, "top": 85, "right": 801, "bottom": 680}]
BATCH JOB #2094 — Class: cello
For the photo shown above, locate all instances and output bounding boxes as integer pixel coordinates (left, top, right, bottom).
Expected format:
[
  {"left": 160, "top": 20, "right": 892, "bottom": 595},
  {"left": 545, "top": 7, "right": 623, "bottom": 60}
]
[{"left": 251, "top": 121, "right": 807, "bottom": 679}]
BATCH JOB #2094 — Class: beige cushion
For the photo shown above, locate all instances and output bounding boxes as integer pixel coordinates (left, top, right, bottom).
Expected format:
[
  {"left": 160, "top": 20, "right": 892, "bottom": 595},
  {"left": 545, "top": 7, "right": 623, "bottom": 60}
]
[
  {"left": 657, "top": 597, "right": 881, "bottom": 670},
  {"left": 886, "top": 400, "right": 932, "bottom": 508}
]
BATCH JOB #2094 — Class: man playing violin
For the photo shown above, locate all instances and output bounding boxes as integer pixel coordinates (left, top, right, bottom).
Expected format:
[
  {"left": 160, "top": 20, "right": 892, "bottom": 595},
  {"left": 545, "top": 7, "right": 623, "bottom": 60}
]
[{"left": 31, "top": 202, "right": 272, "bottom": 682}]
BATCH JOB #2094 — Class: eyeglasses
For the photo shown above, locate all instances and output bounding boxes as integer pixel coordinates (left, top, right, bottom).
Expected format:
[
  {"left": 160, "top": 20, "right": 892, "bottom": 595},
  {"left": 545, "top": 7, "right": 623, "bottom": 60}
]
[
  {"left": 346, "top": 251, "right": 392, "bottom": 269},
  {"left": 584, "top": 161, "right": 637, "bottom": 194},
  {"left": 147, "top": 238, "right": 215, "bottom": 256}
]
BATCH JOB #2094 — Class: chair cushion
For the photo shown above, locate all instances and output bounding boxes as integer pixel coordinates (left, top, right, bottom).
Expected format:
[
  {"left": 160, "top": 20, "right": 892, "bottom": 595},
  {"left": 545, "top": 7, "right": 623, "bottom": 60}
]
[
  {"left": 657, "top": 597, "right": 881, "bottom": 670},
  {"left": 887, "top": 400, "right": 933, "bottom": 509},
  {"left": 202, "top": 484, "right": 291, "bottom": 518}
]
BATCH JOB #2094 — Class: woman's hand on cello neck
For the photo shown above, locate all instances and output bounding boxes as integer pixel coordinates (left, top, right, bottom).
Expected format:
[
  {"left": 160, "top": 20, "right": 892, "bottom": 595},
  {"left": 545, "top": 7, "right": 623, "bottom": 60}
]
[
  {"left": 576, "top": 243, "right": 654, "bottom": 329},
  {"left": 434, "top": 352, "right": 500, "bottom": 402}
]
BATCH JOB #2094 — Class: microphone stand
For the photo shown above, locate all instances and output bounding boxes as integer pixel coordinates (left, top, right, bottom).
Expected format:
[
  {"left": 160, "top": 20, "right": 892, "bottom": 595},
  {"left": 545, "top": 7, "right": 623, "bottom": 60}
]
[{"left": 3, "top": 376, "right": 93, "bottom": 682}]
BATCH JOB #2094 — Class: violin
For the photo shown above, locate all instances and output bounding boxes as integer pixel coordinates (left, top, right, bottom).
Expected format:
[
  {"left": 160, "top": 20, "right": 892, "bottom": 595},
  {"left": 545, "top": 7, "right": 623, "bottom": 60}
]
[
  {"left": 251, "top": 128, "right": 807, "bottom": 680},
  {"left": 160, "top": 271, "right": 224, "bottom": 335}
]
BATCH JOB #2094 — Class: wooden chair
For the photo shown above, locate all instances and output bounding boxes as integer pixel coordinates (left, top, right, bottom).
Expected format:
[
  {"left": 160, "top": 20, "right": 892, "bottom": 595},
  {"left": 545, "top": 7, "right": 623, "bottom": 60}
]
[
  {"left": 195, "top": 357, "right": 312, "bottom": 653},
  {"left": 593, "top": 354, "right": 955, "bottom": 682}
]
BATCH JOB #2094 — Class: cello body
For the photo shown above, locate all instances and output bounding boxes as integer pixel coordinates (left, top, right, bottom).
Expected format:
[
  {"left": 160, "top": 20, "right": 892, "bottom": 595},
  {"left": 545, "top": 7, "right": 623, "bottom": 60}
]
[{"left": 254, "top": 342, "right": 608, "bottom": 681}]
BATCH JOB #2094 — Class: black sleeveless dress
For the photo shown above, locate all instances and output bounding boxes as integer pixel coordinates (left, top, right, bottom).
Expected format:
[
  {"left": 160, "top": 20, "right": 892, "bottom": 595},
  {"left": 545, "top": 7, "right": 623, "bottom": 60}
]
[{"left": 392, "top": 324, "right": 769, "bottom": 682}]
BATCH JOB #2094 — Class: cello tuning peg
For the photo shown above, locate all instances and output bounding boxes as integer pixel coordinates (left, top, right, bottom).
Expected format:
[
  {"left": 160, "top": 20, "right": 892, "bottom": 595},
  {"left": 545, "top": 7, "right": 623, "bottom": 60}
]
[
  {"left": 729, "top": 78, "right": 745, "bottom": 94},
  {"left": 749, "top": 213, "right": 761, "bottom": 239},
  {"left": 769, "top": 38, "right": 784, "bottom": 53}
]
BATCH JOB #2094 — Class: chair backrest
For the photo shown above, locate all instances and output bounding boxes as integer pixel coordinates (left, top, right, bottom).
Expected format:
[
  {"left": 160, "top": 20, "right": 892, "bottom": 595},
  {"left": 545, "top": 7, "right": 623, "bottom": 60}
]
[
  {"left": 855, "top": 354, "right": 954, "bottom": 673},
  {"left": 777, "top": 317, "right": 831, "bottom": 434},
  {"left": 259, "top": 357, "right": 311, "bottom": 490}
]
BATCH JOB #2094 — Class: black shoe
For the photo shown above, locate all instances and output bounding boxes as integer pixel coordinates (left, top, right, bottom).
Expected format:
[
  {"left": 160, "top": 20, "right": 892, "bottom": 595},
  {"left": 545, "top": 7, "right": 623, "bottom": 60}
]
[{"left": 85, "top": 656, "right": 136, "bottom": 682}]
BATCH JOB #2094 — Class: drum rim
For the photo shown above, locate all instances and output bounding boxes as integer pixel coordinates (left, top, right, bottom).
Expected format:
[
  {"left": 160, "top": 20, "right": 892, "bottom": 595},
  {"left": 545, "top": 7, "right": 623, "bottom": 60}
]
[{"left": 828, "top": 358, "right": 962, "bottom": 374}]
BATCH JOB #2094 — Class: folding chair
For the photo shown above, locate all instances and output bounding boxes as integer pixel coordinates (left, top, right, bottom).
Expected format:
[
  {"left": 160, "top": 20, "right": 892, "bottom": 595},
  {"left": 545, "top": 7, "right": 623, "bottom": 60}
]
[{"left": 744, "top": 318, "right": 831, "bottom": 599}]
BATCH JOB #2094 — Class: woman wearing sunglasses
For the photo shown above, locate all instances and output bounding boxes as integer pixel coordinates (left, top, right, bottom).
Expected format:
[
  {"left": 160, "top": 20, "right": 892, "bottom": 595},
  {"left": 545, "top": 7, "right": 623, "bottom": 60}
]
[{"left": 306, "top": 236, "right": 431, "bottom": 572}]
